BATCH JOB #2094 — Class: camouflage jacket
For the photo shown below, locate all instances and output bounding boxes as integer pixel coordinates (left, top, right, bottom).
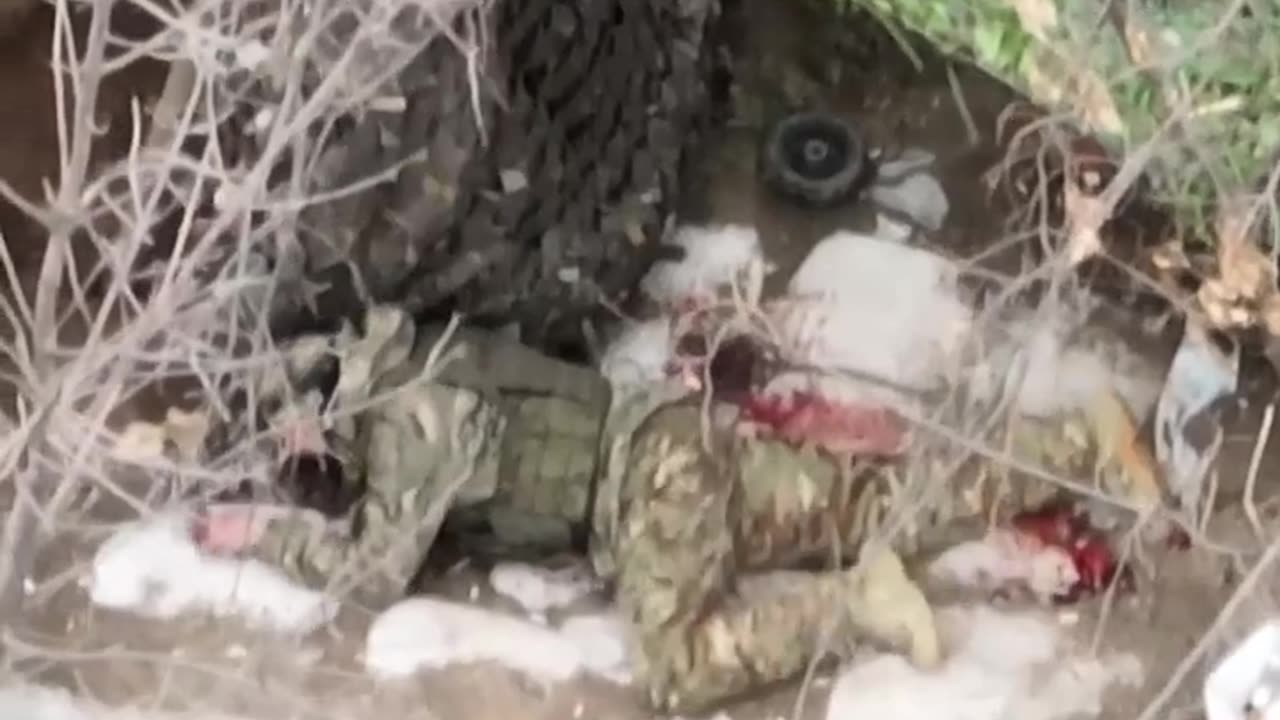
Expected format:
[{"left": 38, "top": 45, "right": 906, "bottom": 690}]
[
  {"left": 249, "top": 307, "right": 620, "bottom": 603},
  {"left": 248, "top": 304, "right": 1160, "bottom": 597}
]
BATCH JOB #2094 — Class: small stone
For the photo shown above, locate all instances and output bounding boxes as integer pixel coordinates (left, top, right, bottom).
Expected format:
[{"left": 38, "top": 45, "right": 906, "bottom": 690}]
[{"left": 499, "top": 169, "right": 528, "bottom": 193}]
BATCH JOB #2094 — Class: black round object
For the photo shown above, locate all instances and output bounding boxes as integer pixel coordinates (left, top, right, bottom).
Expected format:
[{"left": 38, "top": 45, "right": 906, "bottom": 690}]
[{"left": 761, "top": 112, "right": 870, "bottom": 208}]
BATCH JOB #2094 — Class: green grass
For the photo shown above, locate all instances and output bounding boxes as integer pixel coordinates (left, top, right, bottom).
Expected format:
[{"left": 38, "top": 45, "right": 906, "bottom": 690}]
[{"left": 831, "top": 0, "right": 1280, "bottom": 244}]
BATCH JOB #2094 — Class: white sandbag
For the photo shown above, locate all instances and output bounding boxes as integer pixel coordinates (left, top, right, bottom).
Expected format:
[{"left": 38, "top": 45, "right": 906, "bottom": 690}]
[{"left": 777, "top": 223, "right": 973, "bottom": 394}]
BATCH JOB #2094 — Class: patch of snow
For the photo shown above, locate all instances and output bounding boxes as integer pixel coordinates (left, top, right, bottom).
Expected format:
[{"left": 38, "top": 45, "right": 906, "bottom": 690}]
[
  {"left": 0, "top": 684, "right": 90, "bottom": 720},
  {"left": 966, "top": 306, "right": 1165, "bottom": 422},
  {"left": 599, "top": 317, "right": 676, "bottom": 390},
  {"left": 825, "top": 604, "right": 1142, "bottom": 720},
  {"left": 558, "top": 611, "right": 633, "bottom": 684},
  {"left": 364, "top": 597, "right": 631, "bottom": 686},
  {"left": 927, "top": 530, "right": 1079, "bottom": 603},
  {"left": 488, "top": 561, "right": 598, "bottom": 620},
  {"left": 87, "top": 511, "right": 337, "bottom": 635},
  {"left": 0, "top": 682, "right": 253, "bottom": 720},
  {"left": 640, "top": 224, "right": 766, "bottom": 308}
]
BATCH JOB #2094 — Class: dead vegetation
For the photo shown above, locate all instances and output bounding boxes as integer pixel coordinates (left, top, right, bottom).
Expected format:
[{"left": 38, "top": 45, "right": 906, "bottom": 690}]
[{"left": 0, "top": 0, "right": 1278, "bottom": 719}]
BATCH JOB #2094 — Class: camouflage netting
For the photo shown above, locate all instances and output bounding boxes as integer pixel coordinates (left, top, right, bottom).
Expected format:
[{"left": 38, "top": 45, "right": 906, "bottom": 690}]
[
  {"left": 268, "top": 0, "right": 724, "bottom": 355},
  {"left": 837, "top": 0, "right": 1280, "bottom": 237}
]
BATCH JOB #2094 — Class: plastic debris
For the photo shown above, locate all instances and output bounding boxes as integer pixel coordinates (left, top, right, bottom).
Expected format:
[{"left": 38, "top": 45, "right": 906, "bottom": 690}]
[
  {"left": 869, "top": 148, "right": 950, "bottom": 232},
  {"left": 639, "top": 223, "right": 768, "bottom": 309},
  {"left": 1205, "top": 620, "right": 1280, "bottom": 720},
  {"left": 1155, "top": 318, "right": 1240, "bottom": 514}
]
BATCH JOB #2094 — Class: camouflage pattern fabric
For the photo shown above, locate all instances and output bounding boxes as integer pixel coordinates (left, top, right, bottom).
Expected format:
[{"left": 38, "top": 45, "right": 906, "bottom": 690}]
[
  {"left": 838, "top": 0, "right": 1279, "bottom": 224},
  {"left": 601, "top": 401, "right": 938, "bottom": 714},
  {"left": 247, "top": 305, "right": 940, "bottom": 711},
  {"left": 245, "top": 304, "right": 1154, "bottom": 712},
  {"left": 250, "top": 307, "right": 614, "bottom": 604}
]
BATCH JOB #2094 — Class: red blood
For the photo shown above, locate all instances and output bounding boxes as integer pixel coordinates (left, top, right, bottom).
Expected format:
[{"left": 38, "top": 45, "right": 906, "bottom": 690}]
[
  {"left": 662, "top": 331, "right": 769, "bottom": 402},
  {"left": 1010, "top": 501, "right": 1129, "bottom": 602},
  {"left": 740, "top": 391, "right": 908, "bottom": 458},
  {"left": 1010, "top": 501, "right": 1085, "bottom": 547},
  {"left": 1070, "top": 533, "right": 1117, "bottom": 591}
]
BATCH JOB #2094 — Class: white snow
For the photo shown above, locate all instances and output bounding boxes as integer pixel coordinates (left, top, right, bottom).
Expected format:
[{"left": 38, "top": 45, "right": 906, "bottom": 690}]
[
  {"left": 488, "top": 561, "right": 599, "bottom": 622},
  {"left": 927, "top": 530, "right": 1079, "bottom": 603},
  {"left": 966, "top": 305, "right": 1165, "bottom": 422},
  {"left": 599, "top": 316, "right": 676, "bottom": 390},
  {"left": 0, "top": 684, "right": 94, "bottom": 720},
  {"left": 86, "top": 511, "right": 337, "bottom": 635},
  {"left": 639, "top": 223, "right": 767, "bottom": 308},
  {"left": 1155, "top": 319, "right": 1240, "bottom": 512},
  {"left": 364, "top": 597, "right": 631, "bottom": 685},
  {"left": 1205, "top": 620, "right": 1280, "bottom": 720},
  {"left": 0, "top": 682, "right": 251, "bottom": 720},
  {"left": 825, "top": 604, "right": 1143, "bottom": 720}
]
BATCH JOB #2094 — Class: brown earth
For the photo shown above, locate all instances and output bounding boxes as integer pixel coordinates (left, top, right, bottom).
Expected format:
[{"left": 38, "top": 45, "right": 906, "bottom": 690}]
[{"left": 3, "top": 1, "right": 1280, "bottom": 720}]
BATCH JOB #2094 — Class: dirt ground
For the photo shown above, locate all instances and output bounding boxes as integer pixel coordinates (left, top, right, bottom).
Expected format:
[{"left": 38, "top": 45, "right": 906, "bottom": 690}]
[
  {"left": 4, "top": 1, "right": 1280, "bottom": 719},
  {"left": 0, "top": 0, "right": 168, "bottom": 306}
]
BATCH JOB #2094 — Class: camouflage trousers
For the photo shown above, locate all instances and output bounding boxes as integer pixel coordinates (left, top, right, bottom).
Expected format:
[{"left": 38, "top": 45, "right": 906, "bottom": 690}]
[{"left": 606, "top": 402, "right": 938, "bottom": 714}]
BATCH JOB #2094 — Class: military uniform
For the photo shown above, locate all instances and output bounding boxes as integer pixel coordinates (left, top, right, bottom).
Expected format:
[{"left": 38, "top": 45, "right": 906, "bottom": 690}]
[{"left": 244, "top": 304, "right": 1147, "bottom": 713}]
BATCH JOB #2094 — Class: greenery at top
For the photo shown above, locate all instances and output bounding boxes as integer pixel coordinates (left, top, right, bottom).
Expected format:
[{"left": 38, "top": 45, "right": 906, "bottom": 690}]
[{"left": 834, "top": 0, "right": 1280, "bottom": 240}]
